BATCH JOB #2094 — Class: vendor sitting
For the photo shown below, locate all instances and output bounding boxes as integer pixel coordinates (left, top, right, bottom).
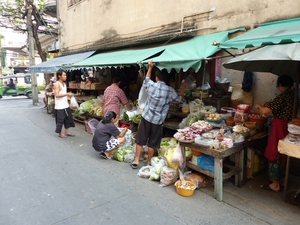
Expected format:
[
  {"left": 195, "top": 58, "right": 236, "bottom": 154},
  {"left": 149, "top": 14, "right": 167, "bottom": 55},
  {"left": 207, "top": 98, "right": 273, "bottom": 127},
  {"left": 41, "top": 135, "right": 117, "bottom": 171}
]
[
  {"left": 3, "top": 78, "right": 16, "bottom": 95},
  {"left": 92, "top": 111, "right": 128, "bottom": 159}
]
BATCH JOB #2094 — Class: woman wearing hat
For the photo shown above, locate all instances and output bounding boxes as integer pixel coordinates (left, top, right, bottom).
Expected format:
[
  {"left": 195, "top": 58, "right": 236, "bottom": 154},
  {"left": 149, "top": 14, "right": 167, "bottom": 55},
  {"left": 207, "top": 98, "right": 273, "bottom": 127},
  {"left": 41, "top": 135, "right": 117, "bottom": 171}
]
[{"left": 92, "top": 111, "right": 128, "bottom": 159}]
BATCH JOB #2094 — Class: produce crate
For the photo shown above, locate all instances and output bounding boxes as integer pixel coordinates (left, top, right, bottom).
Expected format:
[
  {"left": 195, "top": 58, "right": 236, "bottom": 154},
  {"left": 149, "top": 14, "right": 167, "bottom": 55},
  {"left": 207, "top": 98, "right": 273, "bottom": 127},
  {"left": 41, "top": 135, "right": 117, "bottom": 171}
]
[
  {"left": 90, "top": 83, "right": 107, "bottom": 90},
  {"left": 169, "top": 103, "right": 182, "bottom": 112}
]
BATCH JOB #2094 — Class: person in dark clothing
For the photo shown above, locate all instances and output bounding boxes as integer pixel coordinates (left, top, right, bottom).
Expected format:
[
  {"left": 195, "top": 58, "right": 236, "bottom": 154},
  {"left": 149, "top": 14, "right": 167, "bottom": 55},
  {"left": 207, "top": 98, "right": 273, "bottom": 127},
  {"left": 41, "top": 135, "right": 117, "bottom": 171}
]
[
  {"left": 3, "top": 78, "right": 16, "bottom": 95},
  {"left": 256, "top": 75, "right": 298, "bottom": 192},
  {"left": 92, "top": 111, "right": 128, "bottom": 159}
]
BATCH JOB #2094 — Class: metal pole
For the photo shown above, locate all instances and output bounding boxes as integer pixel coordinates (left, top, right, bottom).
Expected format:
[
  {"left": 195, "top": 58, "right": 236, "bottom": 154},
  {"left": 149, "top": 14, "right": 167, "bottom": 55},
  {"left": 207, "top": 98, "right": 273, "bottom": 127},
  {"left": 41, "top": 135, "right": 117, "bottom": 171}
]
[{"left": 26, "top": 5, "right": 38, "bottom": 105}]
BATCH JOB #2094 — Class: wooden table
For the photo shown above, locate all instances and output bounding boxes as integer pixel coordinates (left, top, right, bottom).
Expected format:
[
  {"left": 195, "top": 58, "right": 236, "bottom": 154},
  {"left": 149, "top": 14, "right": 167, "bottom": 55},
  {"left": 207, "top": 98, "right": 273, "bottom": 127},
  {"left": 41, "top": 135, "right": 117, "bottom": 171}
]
[{"left": 179, "top": 131, "right": 268, "bottom": 201}]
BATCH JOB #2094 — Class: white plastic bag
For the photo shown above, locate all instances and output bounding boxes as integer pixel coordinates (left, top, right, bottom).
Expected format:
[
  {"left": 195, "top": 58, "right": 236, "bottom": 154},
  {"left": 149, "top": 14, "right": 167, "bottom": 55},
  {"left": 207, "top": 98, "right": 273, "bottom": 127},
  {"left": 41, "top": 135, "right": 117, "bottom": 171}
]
[
  {"left": 138, "top": 84, "right": 148, "bottom": 110},
  {"left": 70, "top": 96, "right": 79, "bottom": 110},
  {"left": 171, "top": 143, "right": 184, "bottom": 168},
  {"left": 137, "top": 165, "right": 152, "bottom": 178}
]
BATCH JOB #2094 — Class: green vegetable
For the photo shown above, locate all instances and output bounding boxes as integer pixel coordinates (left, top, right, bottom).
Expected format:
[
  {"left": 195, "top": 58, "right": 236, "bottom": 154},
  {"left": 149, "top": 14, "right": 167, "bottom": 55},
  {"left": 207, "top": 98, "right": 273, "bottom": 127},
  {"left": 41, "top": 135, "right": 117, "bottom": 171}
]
[
  {"left": 185, "top": 147, "right": 192, "bottom": 157},
  {"left": 123, "top": 112, "right": 129, "bottom": 123},
  {"left": 79, "top": 99, "right": 95, "bottom": 114},
  {"left": 132, "top": 114, "right": 142, "bottom": 124},
  {"left": 186, "top": 113, "right": 200, "bottom": 126},
  {"left": 160, "top": 141, "right": 170, "bottom": 146}
]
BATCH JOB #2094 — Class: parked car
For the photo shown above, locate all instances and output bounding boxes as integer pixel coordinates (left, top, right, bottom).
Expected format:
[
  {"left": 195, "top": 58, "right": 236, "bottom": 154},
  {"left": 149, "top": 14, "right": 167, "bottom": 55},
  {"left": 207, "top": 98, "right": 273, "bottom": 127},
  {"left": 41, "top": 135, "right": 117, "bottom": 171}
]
[{"left": 0, "top": 73, "right": 40, "bottom": 99}]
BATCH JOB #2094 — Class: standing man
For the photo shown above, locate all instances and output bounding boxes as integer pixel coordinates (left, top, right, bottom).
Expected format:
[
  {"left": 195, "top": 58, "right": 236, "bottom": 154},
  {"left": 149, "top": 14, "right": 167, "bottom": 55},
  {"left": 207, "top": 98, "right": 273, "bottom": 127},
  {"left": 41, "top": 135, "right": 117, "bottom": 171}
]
[
  {"left": 103, "top": 75, "right": 132, "bottom": 125},
  {"left": 131, "top": 61, "right": 183, "bottom": 169},
  {"left": 54, "top": 69, "right": 75, "bottom": 138}
]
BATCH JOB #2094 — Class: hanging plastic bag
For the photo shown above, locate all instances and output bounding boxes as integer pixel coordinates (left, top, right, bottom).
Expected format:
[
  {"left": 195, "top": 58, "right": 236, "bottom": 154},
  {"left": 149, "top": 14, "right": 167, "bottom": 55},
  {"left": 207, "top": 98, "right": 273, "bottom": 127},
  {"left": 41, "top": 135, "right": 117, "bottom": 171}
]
[
  {"left": 137, "top": 84, "right": 148, "bottom": 110},
  {"left": 171, "top": 143, "right": 184, "bottom": 168},
  {"left": 70, "top": 96, "right": 79, "bottom": 110}
]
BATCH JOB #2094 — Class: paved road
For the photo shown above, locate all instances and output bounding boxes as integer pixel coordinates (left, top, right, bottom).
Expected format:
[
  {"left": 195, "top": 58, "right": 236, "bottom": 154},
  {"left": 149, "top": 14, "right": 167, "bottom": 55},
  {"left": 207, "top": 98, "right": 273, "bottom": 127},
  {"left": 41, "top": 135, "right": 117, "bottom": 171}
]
[{"left": 0, "top": 95, "right": 299, "bottom": 225}]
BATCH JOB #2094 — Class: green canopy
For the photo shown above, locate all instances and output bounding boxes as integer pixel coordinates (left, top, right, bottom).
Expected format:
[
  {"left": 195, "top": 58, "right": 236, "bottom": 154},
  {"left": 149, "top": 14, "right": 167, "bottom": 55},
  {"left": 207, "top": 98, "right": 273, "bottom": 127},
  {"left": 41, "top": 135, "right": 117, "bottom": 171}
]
[
  {"left": 72, "top": 47, "right": 165, "bottom": 68},
  {"left": 219, "top": 17, "right": 300, "bottom": 49},
  {"left": 73, "top": 29, "right": 242, "bottom": 72},
  {"left": 143, "top": 29, "right": 243, "bottom": 72}
]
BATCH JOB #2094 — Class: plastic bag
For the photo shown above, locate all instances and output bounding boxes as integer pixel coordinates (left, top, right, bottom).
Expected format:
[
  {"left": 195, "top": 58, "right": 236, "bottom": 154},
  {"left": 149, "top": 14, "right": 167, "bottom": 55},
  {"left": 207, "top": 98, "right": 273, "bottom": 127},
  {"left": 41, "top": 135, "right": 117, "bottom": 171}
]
[
  {"left": 164, "top": 148, "right": 178, "bottom": 170},
  {"left": 197, "top": 155, "right": 214, "bottom": 173},
  {"left": 171, "top": 143, "right": 184, "bottom": 168},
  {"left": 137, "top": 165, "right": 152, "bottom": 178},
  {"left": 183, "top": 171, "right": 213, "bottom": 188},
  {"left": 149, "top": 157, "right": 167, "bottom": 181},
  {"left": 159, "top": 166, "right": 178, "bottom": 187},
  {"left": 70, "top": 96, "right": 79, "bottom": 110},
  {"left": 87, "top": 118, "right": 99, "bottom": 135},
  {"left": 138, "top": 84, "right": 148, "bottom": 110}
]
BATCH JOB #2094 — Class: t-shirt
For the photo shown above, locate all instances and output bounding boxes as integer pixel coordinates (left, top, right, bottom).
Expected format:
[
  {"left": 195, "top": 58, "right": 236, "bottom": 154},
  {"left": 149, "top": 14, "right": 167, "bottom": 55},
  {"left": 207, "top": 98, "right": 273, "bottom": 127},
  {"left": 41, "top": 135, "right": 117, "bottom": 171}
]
[
  {"left": 142, "top": 77, "right": 182, "bottom": 125},
  {"left": 268, "top": 88, "right": 296, "bottom": 121},
  {"left": 103, "top": 83, "right": 128, "bottom": 116},
  {"left": 92, "top": 121, "right": 121, "bottom": 151}
]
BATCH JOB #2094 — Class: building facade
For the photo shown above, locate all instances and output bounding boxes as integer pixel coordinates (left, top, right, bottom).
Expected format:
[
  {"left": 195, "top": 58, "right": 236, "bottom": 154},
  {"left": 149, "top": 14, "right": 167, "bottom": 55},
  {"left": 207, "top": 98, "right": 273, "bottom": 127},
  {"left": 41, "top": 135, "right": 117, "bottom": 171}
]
[{"left": 57, "top": 0, "right": 300, "bottom": 106}]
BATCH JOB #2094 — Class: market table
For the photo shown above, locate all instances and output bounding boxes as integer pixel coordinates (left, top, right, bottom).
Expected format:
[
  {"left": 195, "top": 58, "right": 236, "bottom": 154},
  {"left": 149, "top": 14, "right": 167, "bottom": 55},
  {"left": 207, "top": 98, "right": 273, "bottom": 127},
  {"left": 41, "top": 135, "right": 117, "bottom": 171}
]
[
  {"left": 179, "top": 130, "right": 268, "bottom": 201},
  {"left": 278, "top": 138, "right": 300, "bottom": 201}
]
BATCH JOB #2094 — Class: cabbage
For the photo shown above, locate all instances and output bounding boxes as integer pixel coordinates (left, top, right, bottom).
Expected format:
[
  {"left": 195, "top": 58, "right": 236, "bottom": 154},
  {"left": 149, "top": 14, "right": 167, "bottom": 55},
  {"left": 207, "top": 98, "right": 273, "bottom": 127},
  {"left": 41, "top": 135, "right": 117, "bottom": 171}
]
[{"left": 79, "top": 99, "right": 95, "bottom": 114}]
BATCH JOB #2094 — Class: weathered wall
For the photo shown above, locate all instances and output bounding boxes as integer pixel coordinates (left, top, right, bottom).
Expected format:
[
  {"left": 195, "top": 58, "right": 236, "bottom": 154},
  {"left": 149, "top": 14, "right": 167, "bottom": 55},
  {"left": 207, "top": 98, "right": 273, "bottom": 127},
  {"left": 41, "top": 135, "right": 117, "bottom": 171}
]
[
  {"left": 58, "top": 0, "right": 300, "bottom": 54},
  {"left": 57, "top": 0, "right": 300, "bottom": 108}
]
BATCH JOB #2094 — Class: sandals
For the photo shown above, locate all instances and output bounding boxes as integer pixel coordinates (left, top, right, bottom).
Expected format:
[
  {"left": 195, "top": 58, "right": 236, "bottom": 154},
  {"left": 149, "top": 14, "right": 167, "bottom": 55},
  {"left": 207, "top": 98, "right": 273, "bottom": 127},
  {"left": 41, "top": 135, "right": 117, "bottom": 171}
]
[
  {"left": 65, "top": 133, "right": 75, "bottom": 137},
  {"left": 58, "top": 134, "right": 67, "bottom": 138},
  {"left": 260, "top": 184, "right": 280, "bottom": 192},
  {"left": 100, "top": 152, "right": 111, "bottom": 159},
  {"left": 130, "top": 163, "right": 138, "bottom": 169}
]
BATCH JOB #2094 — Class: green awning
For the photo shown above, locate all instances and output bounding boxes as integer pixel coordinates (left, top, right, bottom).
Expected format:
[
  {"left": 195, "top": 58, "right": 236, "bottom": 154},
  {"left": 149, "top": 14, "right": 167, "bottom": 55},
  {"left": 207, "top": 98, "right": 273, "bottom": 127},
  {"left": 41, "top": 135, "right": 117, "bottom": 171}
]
[
  {"left": 143, "top": 29, "right": 243, "bottom": 72},
  {"left": 72, "top": 47, "right": 165, "bottom": 68},
  {"left": 219, "top": 17, "right": 300, "bottom": 49}
]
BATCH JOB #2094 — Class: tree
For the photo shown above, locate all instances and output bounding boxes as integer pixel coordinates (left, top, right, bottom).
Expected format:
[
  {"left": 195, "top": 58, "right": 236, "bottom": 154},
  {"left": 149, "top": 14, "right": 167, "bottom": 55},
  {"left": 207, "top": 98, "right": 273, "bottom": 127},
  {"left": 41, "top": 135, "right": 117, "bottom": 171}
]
[
  {"left": 0, "top": 0, "right": 58, "bottom": 63},
  {"left": 0, "top": 0, "right": 58, "bottom": 104}
]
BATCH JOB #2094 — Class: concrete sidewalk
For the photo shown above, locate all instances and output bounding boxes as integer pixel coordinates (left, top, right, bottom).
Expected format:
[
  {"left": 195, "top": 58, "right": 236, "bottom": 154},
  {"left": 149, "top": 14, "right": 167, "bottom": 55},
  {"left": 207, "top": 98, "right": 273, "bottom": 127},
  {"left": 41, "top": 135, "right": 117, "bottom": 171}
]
[{"left": 0, "top": 96, "right": 299, "bottom": 225}]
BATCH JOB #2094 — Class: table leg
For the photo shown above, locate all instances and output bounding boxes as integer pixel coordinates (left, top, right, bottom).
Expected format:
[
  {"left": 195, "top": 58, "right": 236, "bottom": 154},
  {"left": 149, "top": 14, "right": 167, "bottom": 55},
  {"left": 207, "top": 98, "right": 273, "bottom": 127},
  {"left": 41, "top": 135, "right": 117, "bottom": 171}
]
[
  {"left": 283, "top": 156, "right": 290, "bottom": 202},
  {"left": 214, "top": 158, "right": 223, "bottom": 201},
  {"left": 235, "top": 148, "right": 244, "bottom": 187}
]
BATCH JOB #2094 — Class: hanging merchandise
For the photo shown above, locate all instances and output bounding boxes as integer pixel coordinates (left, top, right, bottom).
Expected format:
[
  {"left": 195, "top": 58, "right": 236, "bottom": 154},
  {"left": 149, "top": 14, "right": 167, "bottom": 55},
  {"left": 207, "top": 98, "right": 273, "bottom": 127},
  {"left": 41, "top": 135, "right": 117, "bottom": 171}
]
[{"left": 242, "top": 71, "right": 253, "bottom": 92}]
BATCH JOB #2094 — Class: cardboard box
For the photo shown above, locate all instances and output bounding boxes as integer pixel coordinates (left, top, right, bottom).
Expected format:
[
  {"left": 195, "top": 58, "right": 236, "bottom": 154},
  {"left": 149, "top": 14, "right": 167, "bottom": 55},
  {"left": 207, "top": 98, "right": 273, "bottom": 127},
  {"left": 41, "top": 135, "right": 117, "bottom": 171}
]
[
  {"left": 80, "top": 82, "right": 86, "bottom": 89},
  {"left": 90, "top": 83, "right": 107, "bottom": 90}
]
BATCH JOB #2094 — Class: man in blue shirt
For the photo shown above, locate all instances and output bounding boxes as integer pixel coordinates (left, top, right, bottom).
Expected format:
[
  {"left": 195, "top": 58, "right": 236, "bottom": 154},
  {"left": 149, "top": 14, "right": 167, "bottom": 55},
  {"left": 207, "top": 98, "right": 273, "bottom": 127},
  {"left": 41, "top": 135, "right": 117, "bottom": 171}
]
[{"left": 131, "top": 60, "right": 183, "bottom": 169}]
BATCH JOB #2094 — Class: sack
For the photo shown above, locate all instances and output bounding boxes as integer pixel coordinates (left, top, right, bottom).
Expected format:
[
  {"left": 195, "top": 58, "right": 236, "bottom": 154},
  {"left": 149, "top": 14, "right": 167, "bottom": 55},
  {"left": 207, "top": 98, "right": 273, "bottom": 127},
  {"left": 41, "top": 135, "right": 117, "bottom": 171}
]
[
  {"left": 184, "top": 171, "right": 213, "bottom": 188},
  {"left": 70, "top": 96, "right": 79, "bottom": 110},
  {"left": 137, "top": 84, "right": 148, "bottom": 110},
  {"left": 159, "top": 166, "right": 178, "bottom": 187}
]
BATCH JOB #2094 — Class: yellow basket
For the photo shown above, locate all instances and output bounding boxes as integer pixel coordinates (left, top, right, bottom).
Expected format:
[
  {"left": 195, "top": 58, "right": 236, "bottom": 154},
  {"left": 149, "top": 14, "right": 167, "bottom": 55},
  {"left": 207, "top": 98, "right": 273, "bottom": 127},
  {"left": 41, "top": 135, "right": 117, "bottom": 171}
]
[{"left": 174, "top": 180, "right": 196, "bottom": 197}]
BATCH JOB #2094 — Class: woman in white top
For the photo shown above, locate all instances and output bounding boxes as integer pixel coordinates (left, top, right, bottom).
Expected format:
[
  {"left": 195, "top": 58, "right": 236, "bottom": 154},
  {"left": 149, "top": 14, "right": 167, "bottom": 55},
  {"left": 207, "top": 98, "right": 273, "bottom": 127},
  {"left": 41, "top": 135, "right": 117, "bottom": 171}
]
[{"left": 54, "top": 69, "right": 75, "bottom": 138}]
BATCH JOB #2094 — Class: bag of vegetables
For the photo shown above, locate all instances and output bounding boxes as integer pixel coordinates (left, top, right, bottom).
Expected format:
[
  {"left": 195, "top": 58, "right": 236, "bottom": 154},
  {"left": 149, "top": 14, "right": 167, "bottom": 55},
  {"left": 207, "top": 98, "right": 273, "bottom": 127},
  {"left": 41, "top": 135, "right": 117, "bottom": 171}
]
[{"left": 149, "top": 156, "right": 167, "bottom": 181}]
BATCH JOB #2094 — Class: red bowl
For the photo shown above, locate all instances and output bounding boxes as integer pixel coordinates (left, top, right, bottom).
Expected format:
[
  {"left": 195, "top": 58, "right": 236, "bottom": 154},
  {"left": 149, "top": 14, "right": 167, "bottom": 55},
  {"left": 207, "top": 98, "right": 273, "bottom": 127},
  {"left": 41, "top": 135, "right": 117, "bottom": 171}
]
[{"left": 248, "top": 112, "right": 268, "bottom": 125}]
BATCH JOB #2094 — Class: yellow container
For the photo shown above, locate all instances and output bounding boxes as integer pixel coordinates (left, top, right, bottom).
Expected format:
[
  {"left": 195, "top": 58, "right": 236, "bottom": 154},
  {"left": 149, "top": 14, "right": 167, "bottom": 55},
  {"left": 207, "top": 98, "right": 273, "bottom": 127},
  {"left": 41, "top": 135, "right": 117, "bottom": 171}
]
[
  {"left": 174, "top": 180, "right": 196, "bottom": 197},
  {"left": 253, "top": 154, "right": 260, "bottom": 174}
]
